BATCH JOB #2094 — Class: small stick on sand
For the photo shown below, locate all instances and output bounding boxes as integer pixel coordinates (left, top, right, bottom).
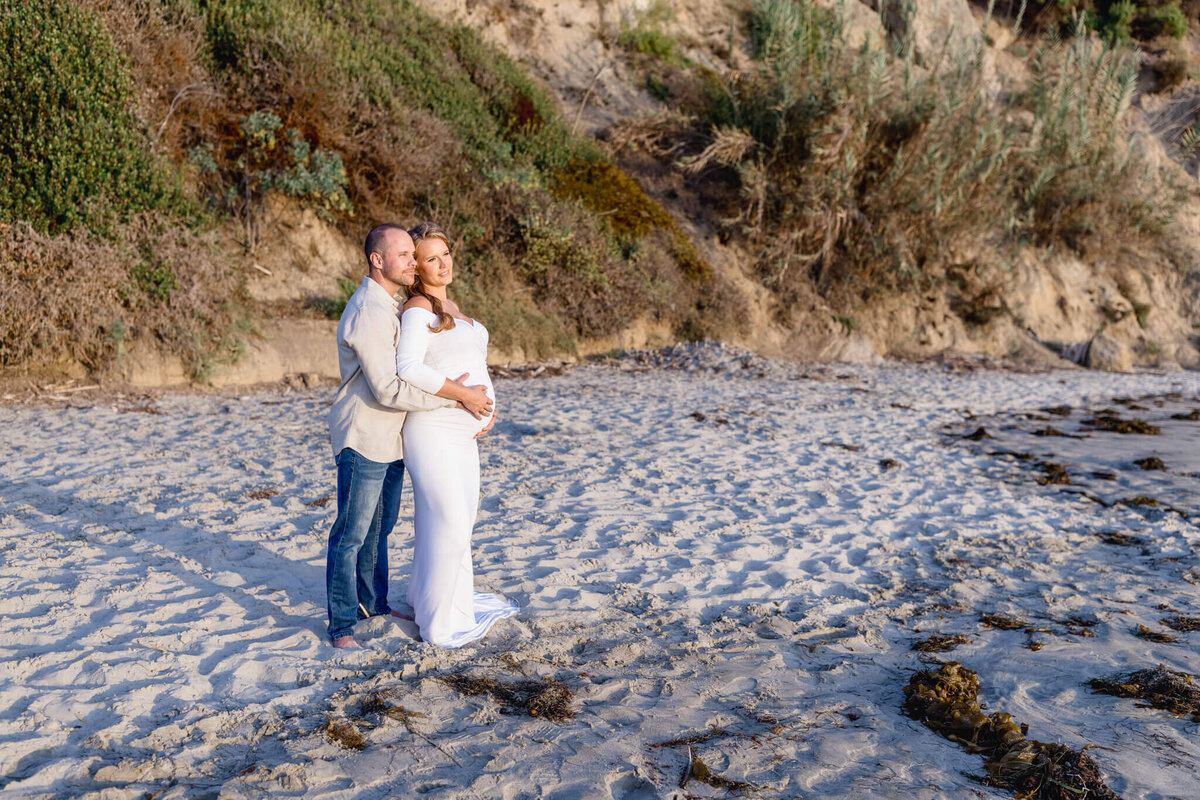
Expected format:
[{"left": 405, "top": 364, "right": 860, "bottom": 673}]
[{"left": 679, "top": 746, "right": 693, "bottom": 788}]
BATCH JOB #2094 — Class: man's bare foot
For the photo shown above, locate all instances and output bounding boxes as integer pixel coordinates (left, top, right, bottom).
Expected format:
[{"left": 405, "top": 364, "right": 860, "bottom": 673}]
[
  {"left": 332, "top": 636, "right": 361, "bottom": 649},
  {"left": 388, "top": 610, "right": 415, "bottom": 622}
]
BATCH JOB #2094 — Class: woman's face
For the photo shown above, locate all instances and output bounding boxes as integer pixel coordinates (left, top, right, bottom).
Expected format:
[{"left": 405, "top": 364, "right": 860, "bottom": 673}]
[{"left": 414, "top": 237, "right": 453, "bottom": 289}]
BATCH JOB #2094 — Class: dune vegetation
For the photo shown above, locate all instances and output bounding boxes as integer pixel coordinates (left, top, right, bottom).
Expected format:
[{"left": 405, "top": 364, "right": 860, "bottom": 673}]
[{"left": 0, "top": 0, "right": 1193, "bottom": 377}]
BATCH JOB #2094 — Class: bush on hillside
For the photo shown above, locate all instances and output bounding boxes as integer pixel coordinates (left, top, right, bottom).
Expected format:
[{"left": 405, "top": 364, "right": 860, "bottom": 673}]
[
  {"left": 152, "top": 0, "right": 722, "bottom": 351},
  {"left": 0, "top": 1, "right": 186, "bottom": 234},
  {"left": 1008, "top": 1, "right": 1188, "bottom": 42},
  {"left": 614, "top": 0, "right": 1175, "bottom": 310},
  {"left": 3, "top": 0, "right": 731, "bottom": 373},
  {"left": 0, "top": 218, "right": 246, "bottom": 377},
  {"left": 190, "top": 110, "right": 353, "bottom": 252}
]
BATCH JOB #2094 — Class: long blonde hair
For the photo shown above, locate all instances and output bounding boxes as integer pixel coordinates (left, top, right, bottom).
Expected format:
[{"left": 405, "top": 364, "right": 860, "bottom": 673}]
[{"left": 407, "top": 221, "right": 454, "bottom": 333}]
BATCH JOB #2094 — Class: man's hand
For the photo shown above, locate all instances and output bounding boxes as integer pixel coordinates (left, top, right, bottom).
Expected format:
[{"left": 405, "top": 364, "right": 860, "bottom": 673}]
[
  {"left": 449, "top": 373, "right": 493, "bottom": 419},
  {"left": 475, "top": 407, "right": 497, "bottom": 439}
]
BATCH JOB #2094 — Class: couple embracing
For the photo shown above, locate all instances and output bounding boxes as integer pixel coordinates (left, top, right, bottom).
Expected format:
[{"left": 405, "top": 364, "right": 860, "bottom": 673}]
[{"left": 324, "top": 222, "right": 517, "bottom": 649}]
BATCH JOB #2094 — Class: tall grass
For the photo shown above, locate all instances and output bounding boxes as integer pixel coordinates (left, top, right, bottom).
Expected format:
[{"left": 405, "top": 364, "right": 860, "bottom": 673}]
[{"left": 673, "top": 1, "right": 1174, "bottom": 302}]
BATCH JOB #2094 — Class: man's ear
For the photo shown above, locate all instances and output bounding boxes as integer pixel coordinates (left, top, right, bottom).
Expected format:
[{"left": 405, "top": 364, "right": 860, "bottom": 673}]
[{"left": 368, "top": 251, "right": 380, "bottom": 271}]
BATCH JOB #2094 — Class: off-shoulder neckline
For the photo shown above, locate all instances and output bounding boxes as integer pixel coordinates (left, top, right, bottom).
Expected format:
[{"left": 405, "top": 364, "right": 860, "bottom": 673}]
[{"left": 402, "top": 305, "right": 479, "bottom": 328}]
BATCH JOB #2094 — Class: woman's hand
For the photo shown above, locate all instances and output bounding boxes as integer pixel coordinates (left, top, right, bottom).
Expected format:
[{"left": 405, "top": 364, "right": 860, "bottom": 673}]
[
  {"left": 475, "top": 408, "right": 497, "bottom": 439},
  {"left": 448, "top": 373, "right": 493, "bottom": 418}
]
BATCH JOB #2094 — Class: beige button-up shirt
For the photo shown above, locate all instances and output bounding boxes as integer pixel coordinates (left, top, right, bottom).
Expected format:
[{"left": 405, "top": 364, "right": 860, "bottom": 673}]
[{"left": 327, "top": 276, "right": 455, "bottom": 463}]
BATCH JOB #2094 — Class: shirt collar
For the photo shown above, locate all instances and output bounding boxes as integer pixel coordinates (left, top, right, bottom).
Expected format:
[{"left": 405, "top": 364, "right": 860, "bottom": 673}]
[{"left": 363, "top": 275, "right": 400, "bottom": 312}]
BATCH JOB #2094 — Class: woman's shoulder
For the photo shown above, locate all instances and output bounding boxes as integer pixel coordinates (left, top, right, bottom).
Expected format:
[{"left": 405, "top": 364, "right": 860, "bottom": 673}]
[{"left": 402, "top": 296, "right": 434, "bottom": 313}]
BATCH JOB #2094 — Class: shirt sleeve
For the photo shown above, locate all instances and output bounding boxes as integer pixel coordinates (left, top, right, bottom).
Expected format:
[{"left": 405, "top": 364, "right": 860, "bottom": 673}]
[
  {"left": 396, "top": 307, "right": 452, "bottom": 395},
  {"left": 343, "top": 303, "right": 453, "bottom": 412}
]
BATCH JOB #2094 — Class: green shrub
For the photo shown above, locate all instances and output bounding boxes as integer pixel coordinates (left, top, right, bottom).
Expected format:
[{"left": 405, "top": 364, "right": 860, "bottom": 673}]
[
  {"left": 0, "top": 1, "right": 185, "bottom": 234},
  {"left": 310, "top": 277, "right": 360, "bottom": 320},
  {"left": 618, "top": 0, "right": 688, "bottom": 65},
  {"left": 1023, "top": 2, "right": 1188, "bottom": 41},
  {"left": 518, "top": 205, "right": 610, "bottom": 284},
  {"left": 551, "top": 159, "right": 710, "bottom": 284},
  {"left": 190, "top": 110, "right": 353, "bottom": 252}
]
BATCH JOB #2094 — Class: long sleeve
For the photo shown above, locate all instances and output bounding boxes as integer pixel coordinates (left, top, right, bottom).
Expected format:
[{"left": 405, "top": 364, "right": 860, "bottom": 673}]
[
  {"left": 342, "top": 302, "right": 451, "bottom": 412},
  {"left": 397, "top": 308, "right": 452, "bottom": 394}
]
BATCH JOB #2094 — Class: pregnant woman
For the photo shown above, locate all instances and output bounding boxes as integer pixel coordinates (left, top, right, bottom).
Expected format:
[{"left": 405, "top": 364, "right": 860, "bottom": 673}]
[{"left": 396, "top": 222, "right": 518, "bottom": 647}]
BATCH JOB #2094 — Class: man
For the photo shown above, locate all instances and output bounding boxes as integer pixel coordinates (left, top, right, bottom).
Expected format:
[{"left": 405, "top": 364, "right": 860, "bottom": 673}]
[{"left": 325, "top": 223, "right": 493, "bottom": 649}]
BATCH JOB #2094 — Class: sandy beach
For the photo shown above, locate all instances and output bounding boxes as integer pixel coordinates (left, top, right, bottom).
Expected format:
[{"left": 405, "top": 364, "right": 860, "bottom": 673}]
[{"left": 1, "top": 345, "right": 1198, "bottom": 799}]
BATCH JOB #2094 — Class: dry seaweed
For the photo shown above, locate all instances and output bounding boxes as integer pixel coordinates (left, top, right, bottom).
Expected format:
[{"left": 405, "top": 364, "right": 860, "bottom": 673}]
[
  {"left": 1032, "top": 426, "right": 1082, "bottom": 438},
  {"left": 438, "top": 673, "right": 574, "bottom": 721},
  {"left": 361, "top": 692, "right": 460, "bottom": 765},
  {"left": 1042, "top": 405, "right": 1073, "bottom": 416},
  {"left": 913, "top": 634, "right": 969, "bottom": 652},
  {"left": 1096, "top": 531, "right": 1145, "bottom": 547},
  {"left": 1161, "top": 615, "right": 1200, "bottom": 632},
  {"left": 651, "top": 727, "right": 737, "bottom": 748},
  {"left": 989, "top": 450, "right": 1036, "bottom": 461},
  {"left": 1082, "top": 416, "right": 1160, "bottom": 435},
  {"left": 1121, "top": 496, "right": 1160, "bottom": 508},
  {"left": 1089, "top": 664, "right": 1200, "bottom": 720},
  {"left": 305, "top": 495, "right": 332, "bottom": 507},
  {"left": 904, "top": 663, "right": 1121, "bottom": 800},
  {"left": 1133, "top": 457, "right": 1166, "bottom": 471},
  {"left": 325, "top": 716, "right": 367, "bottom": 751},
  {"left": 680, "top": 749, "right": 759, "bottom": 794},
  {"left": 879, "top": 458, "right": 900, "bottom": 469},
  {"left": 964, "top": 426, "right": 993, "bottom": 440},
  {"left": 1169, "top": 409, "right": 1200, "bottom": 421},
  {"left": 1036, "top": 461, "right": 1071, "bottom": 486},
  {"left": 246, "top": 489, "right": 280, "bottom": 500},
  {"left": 981, "top": 614, "right": 1029, "bottom": 631},
  {"left": 1134, "top": 625, "right": 1179, "bottom": 643},
  {"left": 821, "top": 441, "right": 861, "bottom": 451}
]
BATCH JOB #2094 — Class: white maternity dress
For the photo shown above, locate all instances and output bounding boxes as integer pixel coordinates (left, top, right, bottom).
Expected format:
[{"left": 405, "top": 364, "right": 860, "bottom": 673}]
[{"left": 396, "top": 306, "right": 518, "bottom": 647}]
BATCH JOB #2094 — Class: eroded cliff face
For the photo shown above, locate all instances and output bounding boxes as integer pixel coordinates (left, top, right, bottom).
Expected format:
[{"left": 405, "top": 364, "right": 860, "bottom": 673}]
[{"left": 414, "top": 0, "right": 1200, "bottom": 370}]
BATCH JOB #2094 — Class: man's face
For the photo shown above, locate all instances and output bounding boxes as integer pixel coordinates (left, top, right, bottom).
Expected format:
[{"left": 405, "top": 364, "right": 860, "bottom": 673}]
[{"left": 374, "top": 229, "right": 418, "bottom": 288}]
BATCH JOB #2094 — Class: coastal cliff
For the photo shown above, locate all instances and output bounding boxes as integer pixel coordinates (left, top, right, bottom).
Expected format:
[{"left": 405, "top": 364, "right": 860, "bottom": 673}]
[{"left": 2, "top": 0, "right": 1198, "bottom": 385}]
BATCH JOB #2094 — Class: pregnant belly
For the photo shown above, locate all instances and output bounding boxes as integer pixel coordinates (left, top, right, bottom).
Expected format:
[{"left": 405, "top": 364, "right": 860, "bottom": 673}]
[{"left": 410, "top": 379, "right": 494, "bottom": 436}]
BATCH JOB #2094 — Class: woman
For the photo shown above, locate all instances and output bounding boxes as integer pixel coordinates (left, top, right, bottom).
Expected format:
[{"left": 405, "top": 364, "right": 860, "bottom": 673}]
[{"left": 395, "top": 222, "right": 517, "bottom": 647}]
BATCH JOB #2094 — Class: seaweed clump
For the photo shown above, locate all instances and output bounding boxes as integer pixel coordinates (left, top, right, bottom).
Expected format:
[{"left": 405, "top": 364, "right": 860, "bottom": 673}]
[
  {"left": 680, "top": 751, "right": 758, "bottom": 793},
  {"left": 913, "top": 634, "right": 969, "bottom": 652},
  {"left": 1032, "top": 426, "right": 1076, "bottom": 438},
  {"left": 1161, "top": 615, "right": 1200, "bottom": 632},
  {"left": 1082, "top": 414, "right": 1160, "bottom": 435},
  {"left": 981, "top": 614, "right": 1029, "bottom": 631},
  {"left": 1036, "top": 461, "right": 1071, "bottom": 486},
  {"left": 325, "top": 716, "right": 367, "bottom": 751},
  {"left": 1089, "top": 664, "right": 1200, "bottom": 720},
  {"left": 1134, "top": 625, "right": 1178, "bottom": 643},
  {"left": 1133, "top": 457, "right": 1166, "bottom": 471},
  {"left": 904, "top": 663, "right": 1122, "bottom": 800},
  {"left": 439, "top": 673, "right": 574, "bottom": 721}
]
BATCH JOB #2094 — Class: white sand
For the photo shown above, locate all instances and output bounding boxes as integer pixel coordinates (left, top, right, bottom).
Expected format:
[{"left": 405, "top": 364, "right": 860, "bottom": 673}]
[{"left": 1, "top": 345, "right": 1198, "bottom": 799}]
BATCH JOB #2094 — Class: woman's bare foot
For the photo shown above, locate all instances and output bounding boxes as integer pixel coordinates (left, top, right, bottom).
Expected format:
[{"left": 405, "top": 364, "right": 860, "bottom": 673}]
[{"left": 332, "top": 636, "right": 361, "bottom": 649}]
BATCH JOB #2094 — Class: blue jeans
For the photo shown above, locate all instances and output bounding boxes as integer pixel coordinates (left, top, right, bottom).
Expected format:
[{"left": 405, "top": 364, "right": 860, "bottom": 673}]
[{"left": 326, "top": 448, "right": 406, "bottom": 641}]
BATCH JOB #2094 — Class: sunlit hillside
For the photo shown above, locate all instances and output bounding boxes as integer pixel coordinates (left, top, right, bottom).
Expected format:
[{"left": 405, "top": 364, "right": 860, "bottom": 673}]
[{"left": 2, "top": 0, "right": 1199, "bottom": 381}]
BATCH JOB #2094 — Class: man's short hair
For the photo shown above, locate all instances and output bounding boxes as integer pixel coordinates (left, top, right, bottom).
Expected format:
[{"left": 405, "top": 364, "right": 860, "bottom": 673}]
[{"left": 363, "top": 223, "right": 407, "bottom": 264}]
